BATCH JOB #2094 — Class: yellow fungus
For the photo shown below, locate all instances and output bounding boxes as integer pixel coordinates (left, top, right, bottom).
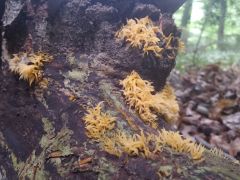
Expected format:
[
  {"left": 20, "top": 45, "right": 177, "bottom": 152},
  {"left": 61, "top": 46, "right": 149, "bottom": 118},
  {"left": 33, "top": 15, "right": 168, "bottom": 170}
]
[
  {"left": 157, "top": 129, "right": 205, "bottom": 160},
  {"left": 9, "top": 52, "right": 53, "bottom": 86},
  {"left": 83, "top": 103, "right": 202, "bottom": 160},
  {"left": 83, "top": 102, "right": 116, "bottom": 140},
  {"left": 116, "top": 16, "right": 184, "bottom": 60},
  {"left": 101, "top": 135, "right": 122, "bottom": 157},
  {"left": 120, "top": 71, "right": 179, "bottom": 127},
  {"left": 116, "top": 16, "right": 163, "bottom": 57}
]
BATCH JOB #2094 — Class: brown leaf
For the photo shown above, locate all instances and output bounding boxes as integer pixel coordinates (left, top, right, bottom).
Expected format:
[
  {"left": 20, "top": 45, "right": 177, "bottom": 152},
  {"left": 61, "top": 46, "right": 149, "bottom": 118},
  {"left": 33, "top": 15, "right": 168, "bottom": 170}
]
[
  {"left": 185, "top": 101, "right": 196, "bottom": 116},
  {"left": 229, "top": 138, "right": 240, "bottom": 157},
  {"left": 181, "top": 114, "right": 201, "bottom": 126},
  {"left": 79, "top": 157, "right": 92, "bottom": 166},
  {"left": 210, "top": 134, "right": 230, "bottom": 153},
  {"left": 222, "top": 112, "right": 240, "bottom": 132},
  {"left": 199, "top": 118, "right": 226, "bottom": 135},
  {"left": 72, "top": 157, "right": 93, "bottom": 172},
  {"left": 47, "top": 151, "right": 63, "bottom": 158},
  {"left": 180, "top": 125, "right": 198, "bottom": 139},
  {"left": 210, "top": 99, "right": 236, "bottom": 119}
]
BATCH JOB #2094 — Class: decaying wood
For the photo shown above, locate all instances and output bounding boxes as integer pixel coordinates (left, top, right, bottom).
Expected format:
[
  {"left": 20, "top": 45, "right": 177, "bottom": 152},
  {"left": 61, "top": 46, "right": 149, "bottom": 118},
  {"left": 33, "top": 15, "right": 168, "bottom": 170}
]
[{"left": 0, "top": 0, "right": 240, "bottom": 179}]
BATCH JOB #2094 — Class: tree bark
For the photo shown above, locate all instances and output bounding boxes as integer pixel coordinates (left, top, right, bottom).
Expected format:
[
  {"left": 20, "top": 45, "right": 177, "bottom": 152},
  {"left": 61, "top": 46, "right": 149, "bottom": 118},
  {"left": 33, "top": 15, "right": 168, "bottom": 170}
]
[
  {"left": 181, "top": 0, "right": 193, "bottom": 27},
  {"left": 0, "top": 0, "right": 240, "bottom": 179},
  {"left": 217, "top": 0, "right": 227, "bottom": 50},
  {"left": 180, "top": 0, "right": 193, "bottom": 45},
  {"left": 192, "top": 0, "right": 215, "bottom": 63}
]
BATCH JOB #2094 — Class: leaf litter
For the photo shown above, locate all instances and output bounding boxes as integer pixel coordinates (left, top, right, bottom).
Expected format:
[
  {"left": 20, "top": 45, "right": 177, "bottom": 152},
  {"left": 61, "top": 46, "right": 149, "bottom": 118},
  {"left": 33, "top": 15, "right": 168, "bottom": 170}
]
[{"left": 170, "top": 64, "right": 240, "bottom": 160}]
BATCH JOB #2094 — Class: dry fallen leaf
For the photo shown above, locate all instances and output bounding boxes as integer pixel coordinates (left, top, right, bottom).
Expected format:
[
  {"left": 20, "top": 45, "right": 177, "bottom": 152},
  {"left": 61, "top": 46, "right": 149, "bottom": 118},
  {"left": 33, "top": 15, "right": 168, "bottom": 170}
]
[
  {"left": 229, "top": 138, "right": 240, "bottom": 157},
  {"left": 170, "top": 64, "right": 240, "bottom": 158},
  {"left": 210, "top": 99, "right": 236, "bottom": 119},
  {"left": 79, "top": 157, "right": 92, "bottom": 166},
  {"left": 210, "top": 135, "right": 231, "bottom": 153},
  {"left": 72, "top": 157, "right": 93, "bottom": 172},
  {"left": 47, "top": 151, "right": 63, "bottom": 159},
  {"left": 222, "top": 112, "right": 240, "bottom": 132}
]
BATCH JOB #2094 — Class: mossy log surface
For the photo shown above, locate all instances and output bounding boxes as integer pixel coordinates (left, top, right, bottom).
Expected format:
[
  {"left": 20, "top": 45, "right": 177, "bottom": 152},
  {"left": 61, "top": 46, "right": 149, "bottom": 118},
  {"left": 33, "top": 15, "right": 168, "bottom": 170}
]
[{"left": 0, "top": 0, "right": 240, "bottom": 179}]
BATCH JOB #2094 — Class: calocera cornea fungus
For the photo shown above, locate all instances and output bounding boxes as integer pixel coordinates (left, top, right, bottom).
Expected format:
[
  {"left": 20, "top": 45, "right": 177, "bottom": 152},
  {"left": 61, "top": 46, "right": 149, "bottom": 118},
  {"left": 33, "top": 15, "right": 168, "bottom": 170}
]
[
  {"left": 150, "top": 129, "right": 204, "bottom": 160},
  {"left": 120, "top": 71, "right": 179, "bottom": 127},
  {"left": 83, "top": 103, "right": 204, "bottom": 160},
  {"left": 209, "top": 147, "right": 240, "bottom": 164},
  {"left": 154, "top": 85, "right": 180, "bottom": 123},
  {"left": 116, "top": 16, "right": 163, "bottom": 58},
  {"left": 9, "top": 52, "right": 53, "bottom": 86},
  {"left": 101, "top": 129, "right": 152, "bottom": 158},
  {"left": 115, "top": 129, "right": 151, "bottom": 157},
  {"left": 83, "top": 102, "right": 116, "bottom": 140},
  {"left": 116, "top": 16, "right": 184, "bottom": 60},
  {"left": 100, "top": 135, "right": 122, "bottom": 157},
  {"left": 156, "top": 129, "right": 205, "bottom": 160},
  {"left": 209, "top": 147, "right": 225, "bottom": 158},
  {"left": 101, "top": 128, "right": 204, "bottom": 160}
]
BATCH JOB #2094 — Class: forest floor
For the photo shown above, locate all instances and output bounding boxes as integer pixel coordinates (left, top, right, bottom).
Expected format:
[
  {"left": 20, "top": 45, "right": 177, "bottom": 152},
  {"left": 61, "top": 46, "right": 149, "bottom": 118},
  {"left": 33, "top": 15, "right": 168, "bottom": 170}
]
[{"left": 171, "top": 64, "right": 240, "bottom": 160}]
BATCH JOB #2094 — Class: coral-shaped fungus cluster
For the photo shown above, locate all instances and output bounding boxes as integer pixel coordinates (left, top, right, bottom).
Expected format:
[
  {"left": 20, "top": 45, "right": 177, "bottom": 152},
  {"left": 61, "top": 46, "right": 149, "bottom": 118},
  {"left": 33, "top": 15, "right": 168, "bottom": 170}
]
[
  {"left": 83, "top": 102, "right": 116, "bottom": 140},
  {"left": 209, "top": 147, "right": 239, "bottom": 164},
  {"left": 120, "top": 71, "right": 179, "bottom": 128},
  {"left": 116, "top": 16, "right": 184, "bottom": 60},
  {"left": 83, "top": 103, "right": 204, "bottom": 160},
  {"left": 102, "top": 129, "right": 152, "bottom": 158},
  {"left": 103, "top": 129, "right": 205, "bottom": 160},
  {"left": 9, "top": 52, "right": 53, "bottom": 85},
  {"left": 159, "top": 129, "right": 204, "bottom": 160}
]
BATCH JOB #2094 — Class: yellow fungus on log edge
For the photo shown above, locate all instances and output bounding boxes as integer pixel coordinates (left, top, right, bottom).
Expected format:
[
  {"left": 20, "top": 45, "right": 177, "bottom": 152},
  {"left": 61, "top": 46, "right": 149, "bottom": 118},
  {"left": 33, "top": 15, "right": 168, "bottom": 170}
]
[
  {"left": 120, "top": 71, "right": 179, "bottom": 127},
  {"left": 209, "top": 147, "right": 240, "bottom": 164},
  {"left": 103, "top": 129, "right": 204, "bottom": 160},
  {"left": 83, "top": 103, "right": 204, "bottom": 160},
  {"left": 157, "top": 129, "right": 205, "bottom": 160},
  {"left": 100, "top": 130, "right": 152, "bottom": 158}
]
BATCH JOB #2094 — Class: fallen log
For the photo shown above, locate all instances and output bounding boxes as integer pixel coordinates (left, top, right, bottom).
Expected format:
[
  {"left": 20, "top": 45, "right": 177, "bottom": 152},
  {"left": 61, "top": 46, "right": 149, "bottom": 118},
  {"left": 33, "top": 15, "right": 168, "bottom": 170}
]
[{"left": 0, "top": 0, "right": 240, "bottom": 179}]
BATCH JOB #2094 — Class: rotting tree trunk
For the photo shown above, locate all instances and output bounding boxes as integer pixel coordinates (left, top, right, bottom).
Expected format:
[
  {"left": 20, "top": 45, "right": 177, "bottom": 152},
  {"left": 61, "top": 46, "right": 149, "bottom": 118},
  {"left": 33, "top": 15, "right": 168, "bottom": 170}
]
[{"left": 0, "top": 0, "right": 240, "bottom": 179}]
